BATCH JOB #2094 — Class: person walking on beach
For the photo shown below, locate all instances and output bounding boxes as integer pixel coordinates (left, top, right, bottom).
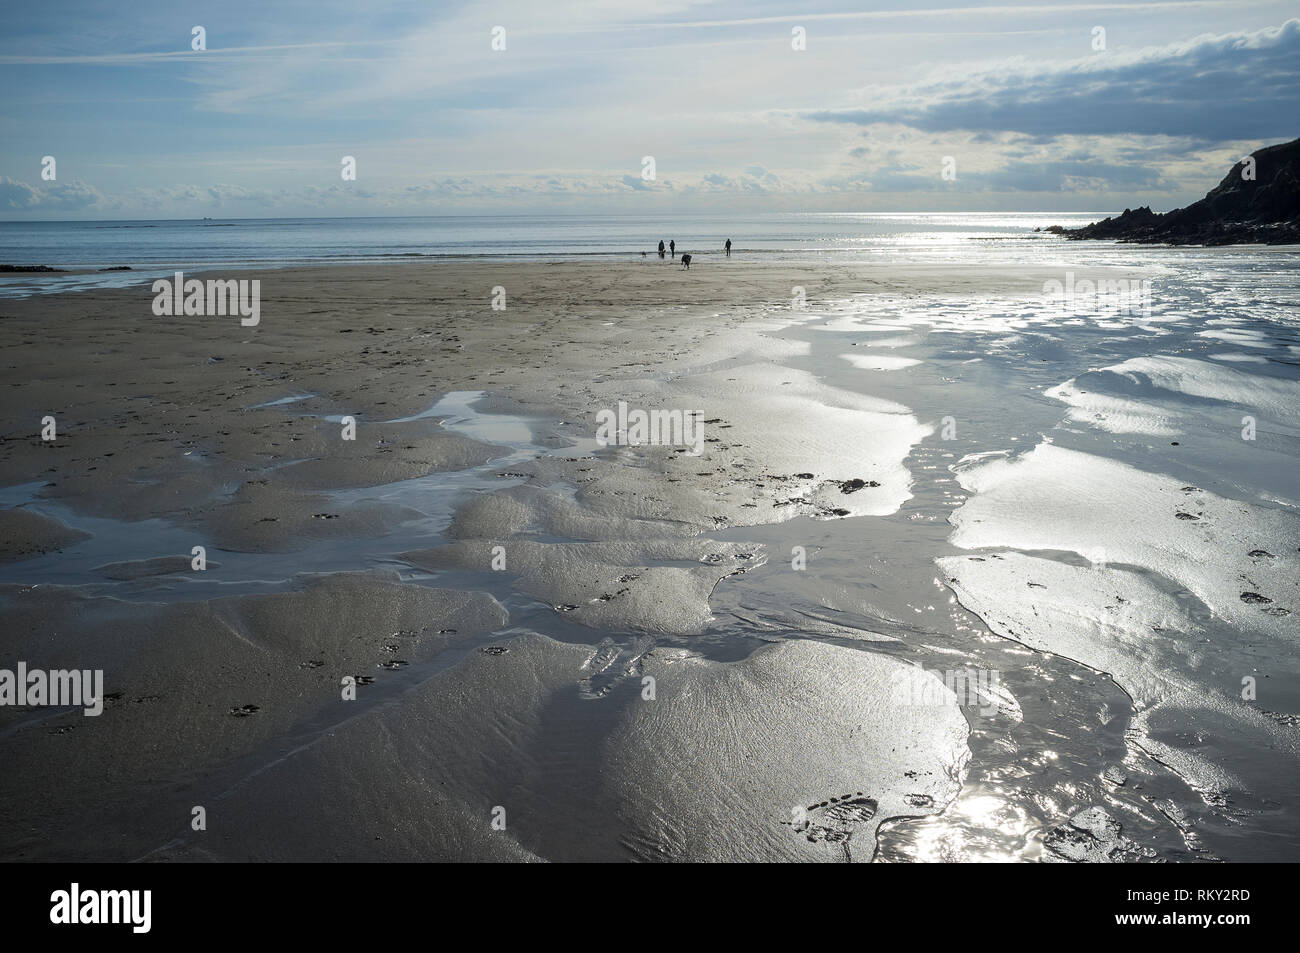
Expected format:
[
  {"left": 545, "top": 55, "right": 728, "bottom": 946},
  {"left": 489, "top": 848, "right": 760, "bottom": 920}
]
[
  {"left": 725, "top": 238, "right": 732, "bottom": 255},
  {"left": 669, "top": 239, "right": 675, "bottom": 258},
  {"left": 658, "top": 240, "right": 665, "bottom": 258}
]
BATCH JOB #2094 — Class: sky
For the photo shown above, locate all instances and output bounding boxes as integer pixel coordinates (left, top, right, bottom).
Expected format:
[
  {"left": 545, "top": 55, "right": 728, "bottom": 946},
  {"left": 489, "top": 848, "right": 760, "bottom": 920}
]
[{"left": 0, "top": 0, "right": 1296, "bottom": 219}]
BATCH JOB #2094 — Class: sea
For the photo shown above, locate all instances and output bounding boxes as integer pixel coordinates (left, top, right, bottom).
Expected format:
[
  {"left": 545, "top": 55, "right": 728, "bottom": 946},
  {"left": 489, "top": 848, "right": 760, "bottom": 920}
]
[{"left": 0, "top": 211, "right": 1106, "bottom": 296}]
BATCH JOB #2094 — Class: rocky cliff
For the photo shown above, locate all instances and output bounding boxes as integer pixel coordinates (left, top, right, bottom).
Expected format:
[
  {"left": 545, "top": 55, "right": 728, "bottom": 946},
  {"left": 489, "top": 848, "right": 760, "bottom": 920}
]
[{"left": 1054, "top": 137, "right": 1300, "bottom": 245}]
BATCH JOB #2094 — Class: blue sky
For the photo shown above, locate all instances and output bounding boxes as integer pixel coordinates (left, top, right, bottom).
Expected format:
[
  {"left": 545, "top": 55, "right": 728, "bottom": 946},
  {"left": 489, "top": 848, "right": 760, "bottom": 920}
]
[{"left": 1, "top": 0, "right": 1296, "bottom": 219}]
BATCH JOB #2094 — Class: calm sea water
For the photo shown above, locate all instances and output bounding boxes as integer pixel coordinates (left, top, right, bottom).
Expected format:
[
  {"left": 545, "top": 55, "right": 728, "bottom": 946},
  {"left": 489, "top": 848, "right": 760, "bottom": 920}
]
[{"left": 0, "top": 212, "right": 1103, "bottom": 297}]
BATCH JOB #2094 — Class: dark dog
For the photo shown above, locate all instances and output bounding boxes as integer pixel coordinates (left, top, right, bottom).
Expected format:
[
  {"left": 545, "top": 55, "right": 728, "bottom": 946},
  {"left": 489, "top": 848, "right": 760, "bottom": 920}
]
[{"left": 681, "top": 253, "right": 692, "bottom": 270}]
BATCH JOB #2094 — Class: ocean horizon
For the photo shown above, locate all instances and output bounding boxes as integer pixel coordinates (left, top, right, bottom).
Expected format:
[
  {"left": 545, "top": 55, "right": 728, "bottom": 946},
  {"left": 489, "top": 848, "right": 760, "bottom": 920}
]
[{"left": 0, "top": 211, "right": 1113, "bottom": 295}]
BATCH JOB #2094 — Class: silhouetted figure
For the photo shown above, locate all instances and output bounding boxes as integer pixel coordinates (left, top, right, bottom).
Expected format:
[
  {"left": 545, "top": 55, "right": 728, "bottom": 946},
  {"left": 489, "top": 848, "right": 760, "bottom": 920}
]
[
  {"left": 658, "top": 240, "right": 665, "bottom": 259},
  {"left": 681, "top": 253, "right": 692, "bottom": 270},
  {"left": 670, "top": 240, "right": 675, "bottom": 258},
  {"left": 725, "top": 239, "right": 731, "bottom": 255}
]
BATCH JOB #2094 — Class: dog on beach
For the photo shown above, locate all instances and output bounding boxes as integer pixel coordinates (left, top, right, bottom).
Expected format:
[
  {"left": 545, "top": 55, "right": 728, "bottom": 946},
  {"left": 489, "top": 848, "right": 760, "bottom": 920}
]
[{"left": 680, "top": 253, "right": 692, "bottom": 269}]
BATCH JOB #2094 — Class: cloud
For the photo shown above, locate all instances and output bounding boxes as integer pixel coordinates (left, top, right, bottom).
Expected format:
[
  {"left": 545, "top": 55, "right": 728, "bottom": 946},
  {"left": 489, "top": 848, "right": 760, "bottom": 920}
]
[
  {"left": 0, "top": 153, "right": 1196, "bottom": 219},
  {"left": 695, "top": 166, "right": 782, "bottom": 192},
  {"left": 0, "top": 177, "right": 39, "bottom": 209},
  {"left": 606, "top": 1, "right": 1255, "bottom": 32},
  {"left": 976, "top": 158, "right": 1167, "bottom": 191},
  {"left": 0, "top": 40, "right": 395, "bottom": 66},
  {"left": 806, "top": 18, "right": 1300, "bottom": 141},
  {"left": 0, "top": 177, "right": 102, "bottom": 210}
]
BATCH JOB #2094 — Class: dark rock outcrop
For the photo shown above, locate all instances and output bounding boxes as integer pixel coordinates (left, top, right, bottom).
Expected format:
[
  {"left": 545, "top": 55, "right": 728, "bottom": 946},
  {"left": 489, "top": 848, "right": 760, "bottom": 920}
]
[{"left": 1056, "top": 137, "right": 1300, "bottom": 245}]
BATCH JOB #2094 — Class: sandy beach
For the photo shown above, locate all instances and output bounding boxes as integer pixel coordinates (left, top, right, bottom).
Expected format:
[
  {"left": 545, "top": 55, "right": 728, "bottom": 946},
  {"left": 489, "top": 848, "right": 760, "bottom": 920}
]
[
  {"left": 6, "top": 1, "right": 1300, "bottom": 930},
  {"left": 1, "top": 253, "right": 1297, "bottom": 862}
]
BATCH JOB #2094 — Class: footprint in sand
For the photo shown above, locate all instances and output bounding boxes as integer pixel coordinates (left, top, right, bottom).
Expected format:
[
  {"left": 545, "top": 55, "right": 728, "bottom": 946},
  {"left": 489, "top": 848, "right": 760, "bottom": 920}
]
[
  {"left": 787, "top": 793, "right": 880, "bottom": 860},
  {"left": 578, "top": 636, "right": 655, "bottom": 699}
]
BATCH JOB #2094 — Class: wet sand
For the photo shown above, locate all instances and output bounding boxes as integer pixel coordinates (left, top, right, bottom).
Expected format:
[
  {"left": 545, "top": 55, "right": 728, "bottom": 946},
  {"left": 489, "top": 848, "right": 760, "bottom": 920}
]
[{"left": 1, "top": 255, "right": 1297, "bottom": 862}]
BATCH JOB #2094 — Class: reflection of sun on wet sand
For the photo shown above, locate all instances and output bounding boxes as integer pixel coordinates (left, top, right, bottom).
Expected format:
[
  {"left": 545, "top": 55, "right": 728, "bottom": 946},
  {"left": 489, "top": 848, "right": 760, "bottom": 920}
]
[
  {"left": 133, "top": 635, "right": 968, "bottom": 862},
  {"left": 1, "top": 254, "right": 1298, "bottom": 861},
  {"left": 941, "top": 441, "right": 1300, "bottom": 808},
  {"left": 0, "top": 258, "right": 1025, "bottom": 861}
]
